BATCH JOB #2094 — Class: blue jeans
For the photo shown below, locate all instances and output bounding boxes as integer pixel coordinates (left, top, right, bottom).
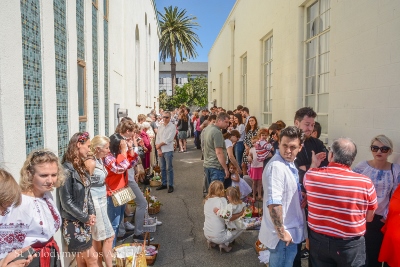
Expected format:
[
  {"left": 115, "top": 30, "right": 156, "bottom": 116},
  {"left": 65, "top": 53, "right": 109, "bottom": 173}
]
[
  {"left": 268, "top": 240, "right": 298, "bottom": 267},
  {"left": 107, "top": 197, "right": 126, "bottom": 247},
  {"left": 204, "top": 167, "right": 225, "bottom": 185},
  {"left": 234, "top": 141, "right": 245, "bottom": 168},
  {"left": 159, "top": 151, "right": 174, "bottom": 186}
]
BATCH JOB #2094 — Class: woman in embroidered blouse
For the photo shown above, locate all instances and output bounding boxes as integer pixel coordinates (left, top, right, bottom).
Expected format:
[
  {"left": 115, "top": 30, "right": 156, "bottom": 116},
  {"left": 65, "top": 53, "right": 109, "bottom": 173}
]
[
  {"left": 59, "top": 132, "right": 97, "bottom": 267},
  {"left": 0, "top": 150, "right": 65, "bottom": 267},
  {"left": 353, "top": 134, "right": 400, "bottom": 267},
  {"left": 242, "top": 116, "right": 260, "bottom": 174},
  {"left": 88, "top": 135, "right": 114, "bottom": 267},
  {"left": 0, "top": 168, "right": 34, "bottom": 267},
  {"left": 139, "top": 122, "right": 152, "bottom": 170}
]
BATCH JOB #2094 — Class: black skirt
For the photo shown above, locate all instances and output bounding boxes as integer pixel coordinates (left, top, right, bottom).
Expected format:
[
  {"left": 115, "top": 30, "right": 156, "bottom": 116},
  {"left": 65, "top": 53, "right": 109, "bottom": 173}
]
[{"left": 62, "top": 219, "right": 92, "bottom": 252}]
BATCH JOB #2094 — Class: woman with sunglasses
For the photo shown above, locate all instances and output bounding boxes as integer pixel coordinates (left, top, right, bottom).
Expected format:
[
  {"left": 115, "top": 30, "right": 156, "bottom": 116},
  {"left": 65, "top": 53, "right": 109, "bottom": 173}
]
[
  {"left": 59, "top": 132, "right": 98, "bottom": 267},
  {"left": 1, "top": 150, "right": 65, "bottom": 267},
  {"left": 353, "top": 134, "right": 400, "bottom": 267}
]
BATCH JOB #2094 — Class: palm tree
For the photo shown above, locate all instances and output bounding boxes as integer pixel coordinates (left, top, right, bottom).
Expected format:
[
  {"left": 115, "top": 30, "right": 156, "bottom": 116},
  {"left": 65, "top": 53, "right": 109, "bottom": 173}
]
[{"left": 158, "top": 6, "right": 202, "bottom": 95}]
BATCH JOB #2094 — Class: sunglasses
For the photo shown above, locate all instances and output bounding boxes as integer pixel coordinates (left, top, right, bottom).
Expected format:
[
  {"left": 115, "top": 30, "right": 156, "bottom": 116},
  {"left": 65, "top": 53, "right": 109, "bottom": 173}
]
[
  {"left": 163, "top": 116, "right": 170, "bottom": 119},
  {"left": 370, "top": 145, "right": 390, "bottom": 153}
]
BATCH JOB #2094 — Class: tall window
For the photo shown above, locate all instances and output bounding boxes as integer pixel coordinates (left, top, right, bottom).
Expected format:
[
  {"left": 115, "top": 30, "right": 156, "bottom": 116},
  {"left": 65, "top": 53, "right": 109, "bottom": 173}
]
[
  {"left": 241, "top": 54, "right": 247, "bottom": 105},
  {"left": 262, "top": 35, "right": 273, "bottom": 125},
  {"left": 135, "top": 25, "right": 140, "bottom": 106},
  {"left": 227, "top": 66, "right": 231, "bottom": 109},
  {"left": 219, "top": 73, "right": 223, "bottom": 106},
  {"left": 305, "top": 0, "right": 330, "bottom": 135},
  {"left": 78, "top": 60, "right": 87, "bottom": 121}
]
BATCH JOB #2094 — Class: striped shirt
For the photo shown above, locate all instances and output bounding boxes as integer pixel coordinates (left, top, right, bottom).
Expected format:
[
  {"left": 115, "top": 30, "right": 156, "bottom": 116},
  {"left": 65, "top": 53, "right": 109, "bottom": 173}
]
[{"left": 304, "top": 162, "right": 377, "bottom": 238}]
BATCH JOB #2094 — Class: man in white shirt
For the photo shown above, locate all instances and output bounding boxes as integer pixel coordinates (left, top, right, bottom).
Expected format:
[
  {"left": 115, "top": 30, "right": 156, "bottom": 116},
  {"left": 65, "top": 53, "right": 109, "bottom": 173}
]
[
  {"left": 258, "top": 126, "right": 306, "bottom": 267},
  {"left": 155, "top": 111, "right": 176, "bottom": 193}
]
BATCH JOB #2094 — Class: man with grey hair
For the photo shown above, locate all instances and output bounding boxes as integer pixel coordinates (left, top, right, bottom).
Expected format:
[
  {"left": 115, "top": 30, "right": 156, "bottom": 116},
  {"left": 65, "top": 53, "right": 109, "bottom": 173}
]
[
  {"left": 155, "top": 111, "right": 176, "bottom": 193},
  {"left": 304, "top": 138, "right": 378, "bottom": 267}
]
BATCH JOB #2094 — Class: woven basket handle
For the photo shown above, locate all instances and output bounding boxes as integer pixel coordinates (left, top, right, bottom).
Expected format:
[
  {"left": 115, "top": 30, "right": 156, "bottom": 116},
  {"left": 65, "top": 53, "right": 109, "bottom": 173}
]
[{"left": 143, "top": 232, "right": 150, "bottom": 248}]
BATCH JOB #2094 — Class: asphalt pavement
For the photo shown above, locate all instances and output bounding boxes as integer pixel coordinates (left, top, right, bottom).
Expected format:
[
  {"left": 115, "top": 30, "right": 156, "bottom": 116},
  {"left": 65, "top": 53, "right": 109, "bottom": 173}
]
[{"left": 122, "top": 138, "right": 264, "bottom": 267}]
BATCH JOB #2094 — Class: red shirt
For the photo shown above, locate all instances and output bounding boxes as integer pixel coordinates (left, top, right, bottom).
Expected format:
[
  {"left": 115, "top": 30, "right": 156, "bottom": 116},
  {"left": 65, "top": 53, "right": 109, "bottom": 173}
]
[
  {"left": 104, "top": 153, "right": 137, "bottom": 196},
  {"left": 304, "top": 162, "right": 377, "bottom": 238}
]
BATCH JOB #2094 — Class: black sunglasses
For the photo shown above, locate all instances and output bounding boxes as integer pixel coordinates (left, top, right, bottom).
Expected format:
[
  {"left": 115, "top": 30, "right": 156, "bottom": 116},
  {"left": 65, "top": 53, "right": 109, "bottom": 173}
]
[
  {"left": 163, "top": 116, "right": 170, "bottom": 119},
  {"left": 370, "top": 145, "right": 390, "bottom": 153}
]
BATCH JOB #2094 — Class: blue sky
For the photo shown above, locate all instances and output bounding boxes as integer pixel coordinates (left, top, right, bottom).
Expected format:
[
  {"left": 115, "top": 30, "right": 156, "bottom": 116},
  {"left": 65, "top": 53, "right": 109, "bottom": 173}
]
[{"left": 155, "top": 0, "right": 237, "bottom": 62}]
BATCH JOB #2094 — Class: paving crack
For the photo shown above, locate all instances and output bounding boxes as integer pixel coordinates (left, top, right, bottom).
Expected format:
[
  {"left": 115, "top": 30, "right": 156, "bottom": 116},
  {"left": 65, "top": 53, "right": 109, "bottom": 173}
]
[{"left": 176, "top": 195, "right": 196, "bottom": 266}]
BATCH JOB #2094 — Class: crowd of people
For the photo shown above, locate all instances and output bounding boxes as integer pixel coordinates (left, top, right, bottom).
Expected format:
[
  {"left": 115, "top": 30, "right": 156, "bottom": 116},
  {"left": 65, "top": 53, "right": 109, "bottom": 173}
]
[
  {"left": 0, "top": 112, "right": 167, "bottom": 267},
  {"left": 1, "top": 104, "right": 400, "bottom": 267},
  {"left": 201, "top": 105, "right": 400, "bottom": 267}
]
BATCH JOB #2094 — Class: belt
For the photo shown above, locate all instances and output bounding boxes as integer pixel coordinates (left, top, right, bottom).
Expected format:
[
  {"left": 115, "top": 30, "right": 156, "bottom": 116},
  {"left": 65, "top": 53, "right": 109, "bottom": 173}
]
[
  {"left": 91, "top": 183, "right": 105, "bottom": 187},
  {"left": 312, "top": 230, "right": 361, "bottom": 241}
]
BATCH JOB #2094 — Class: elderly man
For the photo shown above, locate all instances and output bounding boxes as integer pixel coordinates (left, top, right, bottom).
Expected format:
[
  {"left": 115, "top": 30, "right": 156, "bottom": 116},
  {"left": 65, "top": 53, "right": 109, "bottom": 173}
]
[
  {"left": 202, "top": 112, "right": 230, "bottom": 184},
  {"left": 155, "top": 111, "right": 176, "bottom": 193},
  {"left": 258, "top": 126, "right": 306, "bottom": 267},
  {"left": 304, "top": 138, "right": 378, "bottom": 267}
]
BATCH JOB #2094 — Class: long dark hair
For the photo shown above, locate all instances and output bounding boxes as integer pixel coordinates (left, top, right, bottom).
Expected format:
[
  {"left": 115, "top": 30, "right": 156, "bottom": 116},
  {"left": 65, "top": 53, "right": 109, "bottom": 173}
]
[
  {"left": 62, "top": 132, "right": 90, "bottom": 179},
  {"left": 233, "top": 113, "right": 243, "bottom": 126},
  {"left": 245, "top": 116, "right": 258, "bottom": 133},
  {"left": 109, "top": 133, "right": 124, "bottom": 158}
]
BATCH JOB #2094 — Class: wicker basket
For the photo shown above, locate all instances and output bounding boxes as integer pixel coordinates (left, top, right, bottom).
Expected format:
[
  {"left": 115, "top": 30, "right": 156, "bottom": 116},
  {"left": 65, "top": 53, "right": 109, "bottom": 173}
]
[
  {"left": 255, "top": 239, "right": 268, "bottom": 255},
  {"left": 143, "top": 222, "right": 157, "bottom": 233},
  {"left": 148, "top": 205, "right": 160, "bottom": 215},
  {"left": 149, "top": 180, "right": 161, "bottom": 187}
]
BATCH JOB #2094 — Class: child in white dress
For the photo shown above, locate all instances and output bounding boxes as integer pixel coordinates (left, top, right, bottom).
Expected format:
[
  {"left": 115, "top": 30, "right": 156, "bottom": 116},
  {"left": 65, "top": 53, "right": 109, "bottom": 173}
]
[
  {"left": 214, "top": 187, "right": 246, "bottom": 237},
  {"left": 229, "top": 163, "right": 252, "bottom": 199}
]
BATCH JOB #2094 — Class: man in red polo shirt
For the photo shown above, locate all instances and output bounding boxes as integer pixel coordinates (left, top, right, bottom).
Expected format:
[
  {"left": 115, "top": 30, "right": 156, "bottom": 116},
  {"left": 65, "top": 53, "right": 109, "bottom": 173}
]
[{"left": 304, "top": 138, "right": 377, "bottom": 267}]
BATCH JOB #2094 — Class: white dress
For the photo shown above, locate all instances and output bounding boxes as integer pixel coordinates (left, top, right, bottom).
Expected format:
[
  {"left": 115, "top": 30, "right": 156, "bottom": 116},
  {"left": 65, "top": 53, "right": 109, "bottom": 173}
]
[
  {"left": 0, "top": 193, "right": 61, "bottom": 259},
  {"left": 219, "top": 202, "right": 246, "bottom": 236},
  {"left": 231, "top": 173, "right": 252, "bottom": 199},
  {"left": 203, "top": 197, "right": 244, "bottom": 246}
]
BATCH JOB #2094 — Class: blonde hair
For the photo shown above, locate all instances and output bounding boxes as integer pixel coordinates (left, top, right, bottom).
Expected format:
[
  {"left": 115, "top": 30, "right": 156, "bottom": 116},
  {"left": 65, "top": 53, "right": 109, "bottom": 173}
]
[
  {"left": 137, "top": 114, "right": 147, "bottom": 123},
  {"left": 204, "top": 181, "right": 225, "bottom": 201},
  {"left": 226, "top": 187, "right": 242, "bottom": 205},
  {"left": 370, "top": 135, "right": 393, "bottom": 151},
  {"left": 90, "top": 135, "right": 110, "bottom": 154},
  {"left": 20, "top": 150, "right": 65, "bottom": 192},
  {"left": 0, "top": 168, "right": 22, "bottom": 208}
]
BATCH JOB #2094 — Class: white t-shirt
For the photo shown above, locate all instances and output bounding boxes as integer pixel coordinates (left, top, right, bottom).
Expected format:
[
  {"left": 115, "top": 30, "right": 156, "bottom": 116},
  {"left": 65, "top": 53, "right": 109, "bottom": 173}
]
[
  {"left": 250, "top": 147, "right": 263, "bottom": 168},
  {"left": 225, "top": 139, "right": 233, "bottom": 164}
]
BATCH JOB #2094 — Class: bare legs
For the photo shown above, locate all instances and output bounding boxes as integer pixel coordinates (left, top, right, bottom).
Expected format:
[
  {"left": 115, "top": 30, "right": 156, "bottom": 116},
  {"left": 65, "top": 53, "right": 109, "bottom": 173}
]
[
  {"left": 178, "top": 139, "right": 187, "bottom": 152},
  {"left": 76, "top": 247, "right": 98, "bottom": 267},
  {"left": 92, "top": 236, "right": 114, "bottom": 267}
]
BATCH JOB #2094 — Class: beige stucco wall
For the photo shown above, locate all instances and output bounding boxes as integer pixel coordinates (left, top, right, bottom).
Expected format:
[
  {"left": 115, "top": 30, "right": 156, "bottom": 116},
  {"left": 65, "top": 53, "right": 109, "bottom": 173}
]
[{"left": 208, "top": 0, "right": 400, "bottom": 164}]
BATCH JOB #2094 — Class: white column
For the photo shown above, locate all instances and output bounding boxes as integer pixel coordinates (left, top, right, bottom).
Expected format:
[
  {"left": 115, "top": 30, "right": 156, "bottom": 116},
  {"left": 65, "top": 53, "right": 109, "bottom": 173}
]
[{"left": 0, "top": 1, "right": 26, "bottom": 177}]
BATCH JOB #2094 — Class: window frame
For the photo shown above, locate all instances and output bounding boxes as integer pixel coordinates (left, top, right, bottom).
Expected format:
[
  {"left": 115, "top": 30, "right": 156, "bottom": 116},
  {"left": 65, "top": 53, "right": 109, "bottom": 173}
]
[
  {"left": 78, "top": 60, "right": 87, "bottom": 122},
  {"left": 103, "top": 0, "right": 109, "bottom": 21},
  {"left": 261, "top": 34, "right": 273, "bottom": 126},
  {"left": 92, "top": 0, "right": 98, "bottom": 9},
  {"left": 241, "top": 53, "right": 247, "bottom": 105},
  {"left": 303, "top": 0, "right": 330, "bottom": 137}
]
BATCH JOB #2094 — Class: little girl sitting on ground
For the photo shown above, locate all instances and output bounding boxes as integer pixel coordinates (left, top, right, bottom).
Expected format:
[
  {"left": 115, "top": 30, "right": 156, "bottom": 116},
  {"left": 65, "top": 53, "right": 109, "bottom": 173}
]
[
  {"left": 229, "top": 163, "right": 252, "bottom": 199},
  {"left": 214, "top": 187, "right": 246, "bottom": 238}
]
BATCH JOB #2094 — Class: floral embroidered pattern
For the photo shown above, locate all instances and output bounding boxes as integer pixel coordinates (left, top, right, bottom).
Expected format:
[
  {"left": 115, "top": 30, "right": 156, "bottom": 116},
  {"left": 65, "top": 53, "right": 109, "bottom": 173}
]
[
  {"left": 45, "top": 198, "right": 61, "bottom": 231},
  {"left": 0, "top": 222, "right": 29, "bottom": 256}
]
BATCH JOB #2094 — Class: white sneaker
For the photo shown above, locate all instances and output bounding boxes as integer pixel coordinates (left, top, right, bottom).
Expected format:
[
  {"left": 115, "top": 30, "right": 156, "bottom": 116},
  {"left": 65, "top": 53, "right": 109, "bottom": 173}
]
[
  {"left": 156, "top": 220, "right": 162, "bottom": 226},
  {"left": 124, "top": 221, "right": 135, "bottom": 231}
]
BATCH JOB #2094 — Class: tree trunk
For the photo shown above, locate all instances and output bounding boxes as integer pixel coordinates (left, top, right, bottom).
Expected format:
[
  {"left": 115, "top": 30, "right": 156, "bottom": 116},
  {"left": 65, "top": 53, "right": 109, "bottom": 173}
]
[{"left": 170, "top": 56, "right": 176, "bottom": 95}]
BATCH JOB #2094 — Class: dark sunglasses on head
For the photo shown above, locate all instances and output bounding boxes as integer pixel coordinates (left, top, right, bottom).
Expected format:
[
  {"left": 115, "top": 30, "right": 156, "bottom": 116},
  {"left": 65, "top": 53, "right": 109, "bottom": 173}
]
[{"left": 370, "top": 145, "right": 390, "bottom": 153}]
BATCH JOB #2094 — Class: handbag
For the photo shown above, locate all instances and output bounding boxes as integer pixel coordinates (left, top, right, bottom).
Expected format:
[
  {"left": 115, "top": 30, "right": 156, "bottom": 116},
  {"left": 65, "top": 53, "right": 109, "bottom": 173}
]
[
  {"left": 108, "top": 171, "right": 136, "bottom": 207},
  {"left": 110, "top": 185, "right": 136, "bottom": 207}
]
